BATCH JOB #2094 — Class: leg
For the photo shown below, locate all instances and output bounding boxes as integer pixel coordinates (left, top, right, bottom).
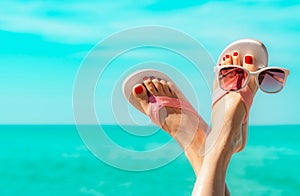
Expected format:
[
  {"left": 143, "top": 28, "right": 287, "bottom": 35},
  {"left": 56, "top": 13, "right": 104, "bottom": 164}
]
[
  {"left": 192, "top": 52, "right": 259, "bottom": 195},
  {"left": 129, "top": 73, "right": 231, "bottom": 194}
]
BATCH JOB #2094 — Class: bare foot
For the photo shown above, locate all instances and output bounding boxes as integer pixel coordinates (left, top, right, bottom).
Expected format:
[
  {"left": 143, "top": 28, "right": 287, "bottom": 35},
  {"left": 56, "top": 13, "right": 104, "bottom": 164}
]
[{"left": 132, "top": 77, "right": 208, "bottom": 174}]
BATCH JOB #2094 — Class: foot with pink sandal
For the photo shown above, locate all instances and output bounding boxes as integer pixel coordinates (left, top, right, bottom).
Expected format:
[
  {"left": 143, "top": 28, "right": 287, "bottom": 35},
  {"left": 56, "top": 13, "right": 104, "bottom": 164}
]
[
  {"left": 123, "top": 39, "right": 290, "bottom": 195},
  {"left": 123, "top": 69, "right": 209, "bottom": 174}
]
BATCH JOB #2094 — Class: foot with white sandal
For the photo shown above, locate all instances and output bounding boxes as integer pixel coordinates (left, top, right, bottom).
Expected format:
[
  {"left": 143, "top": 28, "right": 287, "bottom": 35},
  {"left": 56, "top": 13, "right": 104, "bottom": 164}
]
[
  {"left": 193, "top": 39, "right": 289, "bottom": 195},
  {"left": 122, "top": 39, "right": 289, "bottom": 196}
]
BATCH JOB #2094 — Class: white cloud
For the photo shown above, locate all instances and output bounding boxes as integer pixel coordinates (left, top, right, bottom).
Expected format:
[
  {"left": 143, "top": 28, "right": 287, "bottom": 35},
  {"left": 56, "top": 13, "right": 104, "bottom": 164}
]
[
  {"left": 1, "top": 0, "right": 300, "bottom": 47},
  {"left": 0, "top": 1, "right": 129, "bottom": 43}
]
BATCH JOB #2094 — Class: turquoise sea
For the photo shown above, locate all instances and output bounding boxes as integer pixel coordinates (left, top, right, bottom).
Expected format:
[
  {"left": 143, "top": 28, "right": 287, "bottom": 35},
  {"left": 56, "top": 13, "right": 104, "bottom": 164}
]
[{"left": 1, "top": 125, "right": 300, "bottom": 196}]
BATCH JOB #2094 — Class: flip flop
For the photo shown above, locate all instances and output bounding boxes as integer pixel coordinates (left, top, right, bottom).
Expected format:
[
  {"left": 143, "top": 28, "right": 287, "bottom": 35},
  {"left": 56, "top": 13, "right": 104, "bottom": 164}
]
[
  {"left": 212, "top": 39, "right": 269, "bottom": 124},
  {"left": 122, "top": 69, "right": 199, "bottom": 126}
]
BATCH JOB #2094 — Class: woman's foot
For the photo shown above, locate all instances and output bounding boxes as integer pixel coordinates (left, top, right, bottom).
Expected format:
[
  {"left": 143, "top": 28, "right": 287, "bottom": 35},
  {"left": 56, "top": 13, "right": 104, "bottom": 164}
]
[
  {"left": 192, "top": 51, "right": 260, "bottom": 196},
  {"left": 132, "top": 77, "right": 208, "bottom": 174},
  {"left": 210, "top": 51, "right": 259, "bottom": 154}
]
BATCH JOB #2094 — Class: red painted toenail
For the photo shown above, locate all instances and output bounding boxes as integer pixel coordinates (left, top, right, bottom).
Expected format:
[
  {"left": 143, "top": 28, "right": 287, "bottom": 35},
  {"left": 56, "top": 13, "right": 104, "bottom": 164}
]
[
  {"left": 223, "top": 57, "right": 225, "bottom": 61},
  {"left": 150, "top": 76, "right": 155, "bottom": 80},
  {"left": 134, "top": 85, "right": 143, "bottom": 94},
  {"left": 245, "top": 55, "right": 253, "bottom": 64},
  {"left": 233, "top": 52, "right": 238, "bottom": 56},
  {"left": 143, "top": 77, "right": 148, "bottom": 81},
  {"left": 225, "top": 54, "right": 230, "bottom": 58},
  {"left": 218, "top": 63, "right": 221, "bottom": 66}
]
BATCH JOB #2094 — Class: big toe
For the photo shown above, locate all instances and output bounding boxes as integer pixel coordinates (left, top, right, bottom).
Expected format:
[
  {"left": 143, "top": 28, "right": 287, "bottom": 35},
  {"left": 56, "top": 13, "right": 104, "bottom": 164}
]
[
  {"left": 132, "top": 84, "right": 149, "bottom": 115},
  {"left": 243, "top": 54, "right": 259, "bottom": 94}
]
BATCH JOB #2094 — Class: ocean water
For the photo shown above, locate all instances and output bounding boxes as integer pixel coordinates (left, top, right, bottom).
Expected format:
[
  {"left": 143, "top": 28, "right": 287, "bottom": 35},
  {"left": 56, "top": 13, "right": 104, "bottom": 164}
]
[{"left": 0, "top": 125, "right": 300, "bottom": 196}]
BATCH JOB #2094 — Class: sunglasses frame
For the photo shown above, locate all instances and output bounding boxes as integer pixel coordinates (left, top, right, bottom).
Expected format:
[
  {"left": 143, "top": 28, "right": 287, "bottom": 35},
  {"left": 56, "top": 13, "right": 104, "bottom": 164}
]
[{"left": 214, "top": 65, "right": 290, "bottom": 93}]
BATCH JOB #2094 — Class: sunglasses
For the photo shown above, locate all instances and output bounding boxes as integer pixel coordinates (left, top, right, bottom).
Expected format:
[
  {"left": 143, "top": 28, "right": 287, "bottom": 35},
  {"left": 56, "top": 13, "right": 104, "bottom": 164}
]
[{"left": 215, "top": 65, "right": 290, "bottom": 93}]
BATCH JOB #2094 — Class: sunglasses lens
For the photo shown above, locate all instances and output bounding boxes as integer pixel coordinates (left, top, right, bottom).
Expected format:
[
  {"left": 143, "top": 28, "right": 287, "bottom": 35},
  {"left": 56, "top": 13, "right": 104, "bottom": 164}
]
[
  {"left": 219, "top": 67, "right": 248, "bottom": 91},
  {"left": 258, "top": 69, "right": 286, "bottom": 93}
]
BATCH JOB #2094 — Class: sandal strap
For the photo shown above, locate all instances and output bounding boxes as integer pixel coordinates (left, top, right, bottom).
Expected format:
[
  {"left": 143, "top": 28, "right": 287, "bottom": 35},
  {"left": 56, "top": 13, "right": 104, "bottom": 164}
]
[
  {"left": 212, "top": 86, "right": 253, "bottom": 124},
  {"left": 148, "top": 95, "right": 198, "bottom": 126}
]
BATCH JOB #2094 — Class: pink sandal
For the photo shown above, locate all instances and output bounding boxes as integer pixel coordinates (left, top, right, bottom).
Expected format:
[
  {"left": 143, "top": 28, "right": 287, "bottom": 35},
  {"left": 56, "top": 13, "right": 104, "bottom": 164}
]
[{"left": 123, "top": 69, "right": 200, "bottom": 126}]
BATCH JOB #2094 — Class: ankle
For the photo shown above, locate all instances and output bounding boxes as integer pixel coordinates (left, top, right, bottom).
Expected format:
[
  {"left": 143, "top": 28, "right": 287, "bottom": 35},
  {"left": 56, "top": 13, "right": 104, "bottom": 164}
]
[
  {"left": 212, "top": 136, "right": 242, "bottom": 157},
  {"left": 205, "top": 131, "right": 239, "bottom": 164},
  {"left": 210, "top": 119, "right": 243, "bottom": 154}
]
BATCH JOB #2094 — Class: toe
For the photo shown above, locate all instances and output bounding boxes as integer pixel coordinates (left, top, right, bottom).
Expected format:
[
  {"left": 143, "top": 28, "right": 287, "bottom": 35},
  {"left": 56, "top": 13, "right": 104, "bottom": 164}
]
[
  {"left": 221, "top": 56, "right": 226, "bottom": 65},
  {"left": 152, "top": 78, "right": 164, "bottom": 95},
  {"left": 225, "top": 53, "right": 232, "bottom": 65},
  {"left": 160, "top": 80, "right": 172, "bottom": 96},
  {"left": 144, "top": 78, "right": 158, "bottom": 96},
  {"left": 243, "top": 54, "right": 258, "bottom": 93},
  {"left": 132, "top": 84, "right": 147, "bottom": 98},
  {"left": 243, "top": 55, "right": 257, "bottom": 71},
  {"left": 132, "top": 84, "right": 149, "bottom": 115},
  {"left": 232, "top": 51, "right": 241, "bottom": 66},
  {"left": 166, "top": 81, "right": 178, "bottom": 98}
]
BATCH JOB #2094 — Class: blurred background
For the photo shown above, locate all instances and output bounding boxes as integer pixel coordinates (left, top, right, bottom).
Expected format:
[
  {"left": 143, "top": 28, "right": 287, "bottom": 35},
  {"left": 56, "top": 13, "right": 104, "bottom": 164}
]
[{"left": 0, "top": 0, "right": 299, "bottom": 195}]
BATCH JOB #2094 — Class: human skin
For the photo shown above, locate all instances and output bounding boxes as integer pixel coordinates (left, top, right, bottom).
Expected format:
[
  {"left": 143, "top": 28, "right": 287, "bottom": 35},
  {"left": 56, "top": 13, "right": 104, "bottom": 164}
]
[
  {"left": 192, "top": 51, "right": 259, "bottom": 196},
  {"left": 131, "top": 50, "right": 258, "bottom": 195}
]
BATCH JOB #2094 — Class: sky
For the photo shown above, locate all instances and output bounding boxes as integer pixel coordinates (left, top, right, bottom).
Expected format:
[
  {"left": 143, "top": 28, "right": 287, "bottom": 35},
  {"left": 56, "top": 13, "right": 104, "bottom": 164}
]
[{"left": 0, "top": 0, "right": 300, "bottom": 125}]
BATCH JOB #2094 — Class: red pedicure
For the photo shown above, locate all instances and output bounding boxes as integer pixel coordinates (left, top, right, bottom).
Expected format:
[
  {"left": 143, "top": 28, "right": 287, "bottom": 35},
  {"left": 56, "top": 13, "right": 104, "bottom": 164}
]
[
  {"left": 233, "top": 52, "right": 238, "bottom": 56},
  {"left": 218, "top": 63, "right": 221, "bottom": 66},
  {"left": 223, "top": 57, "right": 225, "bottom": 61},
  {"left": 143, "top": 77, "right": 148, "bottom": 81},
  {"left": 225, "top": 54, "right": 230, "bottom": 58},
  {"left": 245, "top": 55, "right": 253, "bottom": 64},
  {"left": 134, "top": 85, "right": 143, "bottom": 94},
  {"left": 150, "top": 76, "right": 155, "bottom": 80}
]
